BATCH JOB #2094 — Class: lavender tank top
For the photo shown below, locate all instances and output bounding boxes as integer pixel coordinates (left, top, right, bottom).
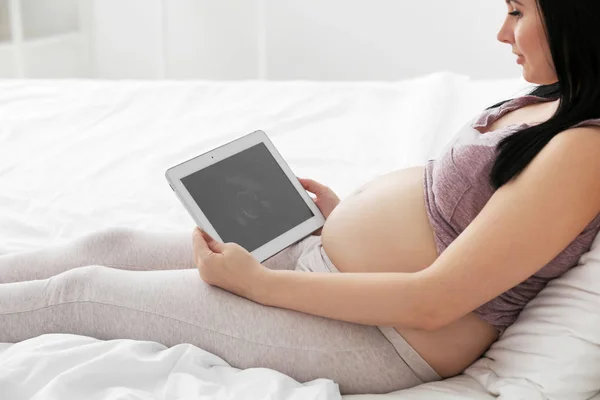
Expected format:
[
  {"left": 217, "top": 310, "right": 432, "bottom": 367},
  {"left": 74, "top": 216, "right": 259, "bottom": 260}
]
[{"left": 423, "top": 94, "right": 600, "bottom": 336}]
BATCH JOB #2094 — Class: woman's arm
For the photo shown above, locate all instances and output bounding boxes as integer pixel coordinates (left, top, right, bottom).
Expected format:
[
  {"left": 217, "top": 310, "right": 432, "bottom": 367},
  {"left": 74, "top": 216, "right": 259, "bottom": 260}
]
[
  {"left": 261, "top": 269, "right": 433, "bottom": 329},
  {"left": 420, "top": 126, "right": 600, "bottom": 329},
  {"left": 260, "top": 127, "right": 600, "bottom": 331}
]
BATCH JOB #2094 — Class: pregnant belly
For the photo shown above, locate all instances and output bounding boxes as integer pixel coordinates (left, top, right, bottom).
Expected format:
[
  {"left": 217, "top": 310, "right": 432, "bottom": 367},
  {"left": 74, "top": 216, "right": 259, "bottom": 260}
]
[
  {"left": 320, "top": 166, "right": 439, "bottom": 273},
  {"left": 320, "top": 166, "right": 498, "bottom": 378}
]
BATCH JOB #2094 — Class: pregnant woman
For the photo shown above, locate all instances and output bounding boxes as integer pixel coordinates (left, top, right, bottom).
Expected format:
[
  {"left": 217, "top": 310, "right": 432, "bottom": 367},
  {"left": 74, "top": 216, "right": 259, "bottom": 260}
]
[{"left": 2, "top": 0, "right": 600, "bottom": 395}]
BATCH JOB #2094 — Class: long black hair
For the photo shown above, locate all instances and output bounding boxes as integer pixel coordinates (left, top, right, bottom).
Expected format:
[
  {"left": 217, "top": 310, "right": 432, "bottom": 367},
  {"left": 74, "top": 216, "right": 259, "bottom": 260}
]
[{"left": 487, "top": 0, "right": 600, "bottom": 190}]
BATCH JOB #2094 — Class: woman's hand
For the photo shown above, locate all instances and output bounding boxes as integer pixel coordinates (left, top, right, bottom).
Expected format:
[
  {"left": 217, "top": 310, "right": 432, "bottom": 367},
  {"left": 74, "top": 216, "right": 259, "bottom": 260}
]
[
  {"left": 192, "top": 227, "right": 270, "bottom": 303},
  {"left": 297, "top": 177, "right": 341, "bottom": 236}
]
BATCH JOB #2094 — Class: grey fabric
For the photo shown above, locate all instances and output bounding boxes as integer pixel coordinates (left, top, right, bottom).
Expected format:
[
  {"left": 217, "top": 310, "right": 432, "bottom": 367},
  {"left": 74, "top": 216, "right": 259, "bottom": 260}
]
[{"left": 0, "top": 227, "right": 441, "bottom": 395}]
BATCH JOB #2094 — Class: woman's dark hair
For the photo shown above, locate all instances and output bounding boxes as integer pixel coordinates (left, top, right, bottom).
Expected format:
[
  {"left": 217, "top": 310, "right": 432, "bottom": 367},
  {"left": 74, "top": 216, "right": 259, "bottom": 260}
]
[{"left": 487, "top": 0, "right": 600, "bottom": 190}]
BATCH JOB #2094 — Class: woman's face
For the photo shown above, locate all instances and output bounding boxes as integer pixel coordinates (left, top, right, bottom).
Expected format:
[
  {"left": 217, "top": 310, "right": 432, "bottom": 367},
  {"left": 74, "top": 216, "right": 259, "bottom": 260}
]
[{"left": 497, "top": 0, "right": 558, "bottom": 85}]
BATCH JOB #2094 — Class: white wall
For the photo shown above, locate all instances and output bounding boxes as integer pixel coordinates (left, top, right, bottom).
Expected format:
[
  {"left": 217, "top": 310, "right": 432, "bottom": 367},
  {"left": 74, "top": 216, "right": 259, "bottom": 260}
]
[
  {"left": 91, "top": 0, "right": 165, "bottom": 79},
  {"left": 21, "top": 0, "right": 78, "bottom": 39},
  {"left": 90, "top": 0, "right": 521, "bottom": 81},
  {"left": 165, "top": 0, "right": 261, "bottom": 80},
  {"left": 0, "top": 0, "right": 87, "bottom": 78},
  {"left": 265, "top": 0, "right": 520, "bottom": 80},
  {"left": 1, "top": 0, "right": 523, "bottom": 81}
]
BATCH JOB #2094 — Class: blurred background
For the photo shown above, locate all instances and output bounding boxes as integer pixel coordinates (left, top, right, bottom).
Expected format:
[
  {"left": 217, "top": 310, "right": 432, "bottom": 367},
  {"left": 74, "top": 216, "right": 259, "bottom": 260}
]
[{"left": 0, "top": 0, "right": 521, "bottom": 81}]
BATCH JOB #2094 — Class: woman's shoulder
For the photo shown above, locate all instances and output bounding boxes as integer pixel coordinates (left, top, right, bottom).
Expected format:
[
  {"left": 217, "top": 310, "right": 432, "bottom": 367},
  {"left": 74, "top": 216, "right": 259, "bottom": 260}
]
[
  {"left": 570, "top": 118, "right": 600, "bottom": 130},
  {"left": 471, "top": 94, "right": 545, "bottom": 131}
]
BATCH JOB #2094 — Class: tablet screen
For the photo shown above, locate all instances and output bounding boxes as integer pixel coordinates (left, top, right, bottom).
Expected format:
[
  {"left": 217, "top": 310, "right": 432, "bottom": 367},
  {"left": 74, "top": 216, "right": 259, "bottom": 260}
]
[{"left": 181, "top": 143, "right": 314, "bottom": 252}]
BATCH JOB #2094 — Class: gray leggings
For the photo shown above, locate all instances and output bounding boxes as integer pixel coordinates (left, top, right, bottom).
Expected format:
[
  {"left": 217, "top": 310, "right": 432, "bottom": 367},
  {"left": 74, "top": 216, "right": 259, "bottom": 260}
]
[{"left": 0, "top": 227, "right": 441, "bottom": 395}]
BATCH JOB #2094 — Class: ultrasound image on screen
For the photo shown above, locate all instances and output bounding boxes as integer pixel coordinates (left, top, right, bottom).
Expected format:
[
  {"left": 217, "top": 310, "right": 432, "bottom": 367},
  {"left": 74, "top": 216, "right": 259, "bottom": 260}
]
[{"left": 181, "top": 143, "right": 314, "bottom": 252}]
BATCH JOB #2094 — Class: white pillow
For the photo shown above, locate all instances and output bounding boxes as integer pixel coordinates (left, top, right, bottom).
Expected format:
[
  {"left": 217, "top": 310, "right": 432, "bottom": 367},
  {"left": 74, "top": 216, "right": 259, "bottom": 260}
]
[{"left": 464, "top": 231, "right": 600, "bottom": 400}]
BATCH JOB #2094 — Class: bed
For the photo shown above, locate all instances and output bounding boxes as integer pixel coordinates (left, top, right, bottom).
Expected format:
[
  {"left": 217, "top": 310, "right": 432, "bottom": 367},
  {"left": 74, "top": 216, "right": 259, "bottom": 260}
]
[{"left": 1, "top": 73, "right": 599, "bottom": 400}]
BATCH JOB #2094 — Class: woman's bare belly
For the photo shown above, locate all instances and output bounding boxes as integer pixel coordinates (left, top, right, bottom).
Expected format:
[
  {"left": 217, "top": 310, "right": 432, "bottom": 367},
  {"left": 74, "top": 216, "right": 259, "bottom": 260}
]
[{"left": 320, "top": 166, "right": 498, "bottom": 378}]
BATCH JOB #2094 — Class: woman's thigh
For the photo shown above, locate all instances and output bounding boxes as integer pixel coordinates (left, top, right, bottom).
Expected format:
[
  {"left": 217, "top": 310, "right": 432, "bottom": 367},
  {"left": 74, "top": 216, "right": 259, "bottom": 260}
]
[
  {"left": 0, "top": 228, "right": 316, "bottom": 284},
  {"left": 0, "top": 262, "right": 426, "bottom": 395}
]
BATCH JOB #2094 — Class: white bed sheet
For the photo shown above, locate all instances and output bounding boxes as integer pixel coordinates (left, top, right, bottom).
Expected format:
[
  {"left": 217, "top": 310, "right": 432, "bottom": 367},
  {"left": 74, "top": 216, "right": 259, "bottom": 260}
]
[{"left": 0, "top": 72, "right": 566, "bottom": 400}]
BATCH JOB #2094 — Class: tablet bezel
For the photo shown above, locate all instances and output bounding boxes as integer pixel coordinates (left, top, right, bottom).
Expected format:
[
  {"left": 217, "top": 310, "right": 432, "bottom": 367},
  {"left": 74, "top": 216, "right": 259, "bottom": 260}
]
[{"left": 165, "top": 130, "right": 326, "bottom": 263}]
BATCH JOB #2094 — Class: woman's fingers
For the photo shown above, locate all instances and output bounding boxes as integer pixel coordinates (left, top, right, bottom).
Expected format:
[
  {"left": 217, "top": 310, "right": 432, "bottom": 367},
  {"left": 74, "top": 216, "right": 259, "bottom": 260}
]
[
  {"left": 298, "top": 178, "right": 324, "bottom": 195},
  {"left": 199, "top": 228, "right": 226, "bottom": 254},
  {"left": 192, "top": 228, "right": 213, "bottom": 265}
]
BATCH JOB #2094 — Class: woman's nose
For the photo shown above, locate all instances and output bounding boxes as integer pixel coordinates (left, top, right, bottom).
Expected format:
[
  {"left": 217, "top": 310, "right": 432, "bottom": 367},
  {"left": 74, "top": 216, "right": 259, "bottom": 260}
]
[{"left": 496, "top": 19, "right": 513, "bottom": 44}]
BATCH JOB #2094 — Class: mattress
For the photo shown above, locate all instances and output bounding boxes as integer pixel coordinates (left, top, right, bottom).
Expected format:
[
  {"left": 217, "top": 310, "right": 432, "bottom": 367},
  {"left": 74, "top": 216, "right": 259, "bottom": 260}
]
[{"left": 2, "top": 72, "right": 584, "bottom": 400}]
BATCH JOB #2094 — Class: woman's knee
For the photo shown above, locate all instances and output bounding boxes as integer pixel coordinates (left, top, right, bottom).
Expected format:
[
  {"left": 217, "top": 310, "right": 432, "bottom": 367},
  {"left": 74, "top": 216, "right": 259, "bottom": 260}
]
[
  {"left": 47, "top": 264, "right": 107, "bottom": 300},
  {"left": 75, "top": 227, "right": 140, "bottom": 254}
]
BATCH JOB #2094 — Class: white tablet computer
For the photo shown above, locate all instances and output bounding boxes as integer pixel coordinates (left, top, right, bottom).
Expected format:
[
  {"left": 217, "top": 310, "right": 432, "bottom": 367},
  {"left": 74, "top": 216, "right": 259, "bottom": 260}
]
[{"left": 165, "top": 130, "right": 326, "bottom": 263}]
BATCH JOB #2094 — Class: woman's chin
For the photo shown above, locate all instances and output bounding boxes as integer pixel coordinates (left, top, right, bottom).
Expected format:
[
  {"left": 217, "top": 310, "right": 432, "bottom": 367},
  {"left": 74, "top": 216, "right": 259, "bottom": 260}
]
[
  {"left": 522, "top": 68, "right": 559, "bottom": 86},
  {"left": 522, "top": 71, "right": 543, "bottom": 85}
]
